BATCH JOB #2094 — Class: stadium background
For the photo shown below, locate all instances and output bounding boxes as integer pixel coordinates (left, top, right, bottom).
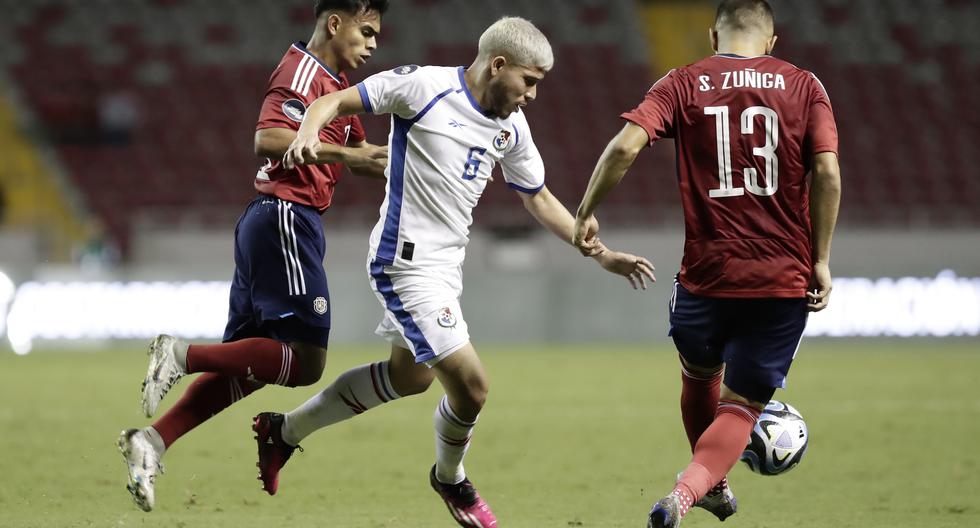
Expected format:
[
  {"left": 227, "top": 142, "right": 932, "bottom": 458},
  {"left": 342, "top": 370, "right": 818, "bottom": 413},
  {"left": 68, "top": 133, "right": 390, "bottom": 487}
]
[{"left": 0, "top": 1, "right": 977, "bottom": 527}]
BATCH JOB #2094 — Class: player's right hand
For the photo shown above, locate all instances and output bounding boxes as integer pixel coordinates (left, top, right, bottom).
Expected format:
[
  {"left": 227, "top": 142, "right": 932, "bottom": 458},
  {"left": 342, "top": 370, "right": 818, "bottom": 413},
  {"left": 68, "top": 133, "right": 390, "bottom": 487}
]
[
  {"left": 283, "top": 134, "right": 322, "bottom": 169},
  {"left": 347, "top": 144, "right": 389, "bottom": 172},
  {"left": 807, "top": 261, "right": 833, "bottom": 312},
  {"left": 572, "top": 214, "right": 600, "bottom": 256}
]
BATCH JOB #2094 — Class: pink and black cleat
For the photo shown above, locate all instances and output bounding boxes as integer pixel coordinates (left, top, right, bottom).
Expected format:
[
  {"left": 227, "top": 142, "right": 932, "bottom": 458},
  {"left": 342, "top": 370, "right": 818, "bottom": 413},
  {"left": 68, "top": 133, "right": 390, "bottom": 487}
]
[
  {"left": 252, "top": 412, "right": 301, "bottom": 495},
  {"left": 429, "top": 465, "right": 498, "bottom": 527}
]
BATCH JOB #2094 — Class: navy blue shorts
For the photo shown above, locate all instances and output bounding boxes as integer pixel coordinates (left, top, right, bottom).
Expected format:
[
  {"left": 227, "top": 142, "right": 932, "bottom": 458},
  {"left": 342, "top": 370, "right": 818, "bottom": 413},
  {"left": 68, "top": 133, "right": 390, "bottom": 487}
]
[
  {"left": 222, "top": 195, "right": 331, "bottom": 348},
  {"left": 668, "top": 278, "right": 807, "bottom": 403}
]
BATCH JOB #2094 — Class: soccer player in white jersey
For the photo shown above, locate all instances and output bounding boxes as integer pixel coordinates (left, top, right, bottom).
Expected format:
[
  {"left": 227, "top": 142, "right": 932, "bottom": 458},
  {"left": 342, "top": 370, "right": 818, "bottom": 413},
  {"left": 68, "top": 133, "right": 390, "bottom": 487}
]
[{"left": 251, "top": 17, "right": 655, "bottom": 527}]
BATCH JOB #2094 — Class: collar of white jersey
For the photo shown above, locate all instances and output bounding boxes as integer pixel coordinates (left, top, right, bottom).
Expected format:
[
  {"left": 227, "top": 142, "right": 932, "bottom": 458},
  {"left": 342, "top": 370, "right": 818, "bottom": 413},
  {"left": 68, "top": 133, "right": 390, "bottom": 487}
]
[
  {"left": 456, "top": 66, "right": 493, "bottom": 118},
  {"left": 292, "top": 42, "right": 342, "bottom": 84}
]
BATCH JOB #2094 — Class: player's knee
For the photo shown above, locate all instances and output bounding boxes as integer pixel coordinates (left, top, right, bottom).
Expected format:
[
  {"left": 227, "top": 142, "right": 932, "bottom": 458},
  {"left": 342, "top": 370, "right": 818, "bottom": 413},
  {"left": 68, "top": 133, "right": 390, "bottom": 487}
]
[
  {"left": 461, "top": 378, "right": 489, "bottom": 412},
  {"left": 680, "top": 355, "right": 723, "bottom": 378},
  {"left": 291, "top": 366, "right": 324, "bottom": 387},
  {"left": 288, "top": 343, "right": 327, "bottom": 386},
  {"left": 397, "top": 375, "right": 434, "bottom": 396}
]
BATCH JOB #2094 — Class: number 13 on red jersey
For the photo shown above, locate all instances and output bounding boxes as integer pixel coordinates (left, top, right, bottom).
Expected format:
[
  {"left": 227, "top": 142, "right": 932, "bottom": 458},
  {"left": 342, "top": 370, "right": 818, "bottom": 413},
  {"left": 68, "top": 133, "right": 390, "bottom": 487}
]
[{"left": 704, "top": 105, "right": 779, "bottom": 198}]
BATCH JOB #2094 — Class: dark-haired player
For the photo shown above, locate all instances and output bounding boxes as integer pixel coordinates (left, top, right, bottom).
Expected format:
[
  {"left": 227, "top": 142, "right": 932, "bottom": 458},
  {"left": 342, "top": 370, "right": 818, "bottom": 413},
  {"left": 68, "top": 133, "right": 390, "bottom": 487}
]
[
  {"left": 572, "top": 1, "right": 841, "bottom": 526},
  {"left": 118, "top": 0, "right": 390, "bottom": 512}
]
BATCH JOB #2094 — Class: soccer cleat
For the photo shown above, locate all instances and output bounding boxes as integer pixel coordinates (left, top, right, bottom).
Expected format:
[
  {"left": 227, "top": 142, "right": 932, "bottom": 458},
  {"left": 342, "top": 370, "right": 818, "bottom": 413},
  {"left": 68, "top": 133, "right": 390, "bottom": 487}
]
[
  {"left": 253, "top": 412, "right": 301, "bottom": 495},
  {"left": 141, "top": 334, "right": 187, "bottom": 418},
  {"left": 648, "top": 494, "right": 683, "bottom": 528},
  {"left": 429, "top": 466, "right": 497, "bottom": 528},
  {"left": 696, "top": 478, "right": 738, "bottom": 521},
  {"left": 676, "top": 472, "right": 737, "bottom": 522},
  {"left": 118, "top": 428, "right": 164, "bottom": 512}
]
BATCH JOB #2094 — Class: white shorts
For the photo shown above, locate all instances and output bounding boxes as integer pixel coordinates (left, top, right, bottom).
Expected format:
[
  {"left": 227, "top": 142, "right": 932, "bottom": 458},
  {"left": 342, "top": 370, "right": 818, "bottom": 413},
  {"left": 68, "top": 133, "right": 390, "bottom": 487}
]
[{"left": 367, "top": 260, "right": 470, "bottom": 366}]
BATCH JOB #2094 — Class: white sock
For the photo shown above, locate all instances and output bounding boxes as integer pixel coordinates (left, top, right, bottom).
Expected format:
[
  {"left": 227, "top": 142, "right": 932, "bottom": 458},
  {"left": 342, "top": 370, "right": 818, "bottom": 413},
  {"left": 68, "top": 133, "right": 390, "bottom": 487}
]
[
  {"left": 142, "top": 426, "right": 167, "bottom": 455},
  {"left": 282, "top": 361, "right": 400, "bottom": 446},
  {"left": 433, "top": 395, "right": 477, "bottom": 485}
]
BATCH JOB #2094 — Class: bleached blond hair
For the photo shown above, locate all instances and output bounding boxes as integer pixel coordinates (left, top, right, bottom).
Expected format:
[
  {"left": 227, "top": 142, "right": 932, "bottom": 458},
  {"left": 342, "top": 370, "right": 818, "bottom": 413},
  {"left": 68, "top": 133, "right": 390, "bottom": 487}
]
[{"left": 477, "top": 16, "right": 554, "bottom": 72}]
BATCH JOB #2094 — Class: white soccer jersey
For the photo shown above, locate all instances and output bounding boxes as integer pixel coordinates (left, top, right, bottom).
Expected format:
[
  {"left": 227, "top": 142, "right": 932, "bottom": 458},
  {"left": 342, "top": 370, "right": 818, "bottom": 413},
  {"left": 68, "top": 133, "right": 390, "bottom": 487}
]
[{"left": 357, "top": 65, "right": 545, "bottom": 268}]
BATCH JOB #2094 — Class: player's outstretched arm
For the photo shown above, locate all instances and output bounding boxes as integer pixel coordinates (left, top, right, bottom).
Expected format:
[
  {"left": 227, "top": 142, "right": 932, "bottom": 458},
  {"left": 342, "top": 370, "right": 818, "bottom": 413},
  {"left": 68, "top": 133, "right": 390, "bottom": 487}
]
[
  {"left": 517, "top": 186, "right": 655, "bottom": 289},
  {"left": 344, "top": 140, "right": 388, "bottom": 179},
  {"left": 283, "top": 86, "right": 367, "bottom": 169},
  {"left": 572, "top": 123, "right": 649, "bottom": 251},
  {"left": 519, "top": 185, "right": 600, "bottom": 255},
  {"left": 256, "top": 127, "right": 358, "bottom": 165},
  {"left": 807, "top": 151, "right": 841, "bottom": 312}
]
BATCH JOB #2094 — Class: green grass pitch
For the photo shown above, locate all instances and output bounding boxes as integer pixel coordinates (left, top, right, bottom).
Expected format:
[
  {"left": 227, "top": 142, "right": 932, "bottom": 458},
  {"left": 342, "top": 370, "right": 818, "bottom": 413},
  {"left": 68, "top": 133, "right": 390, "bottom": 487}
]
[{"left": 1, "top": 340, "right": 978, "bottom": 527}]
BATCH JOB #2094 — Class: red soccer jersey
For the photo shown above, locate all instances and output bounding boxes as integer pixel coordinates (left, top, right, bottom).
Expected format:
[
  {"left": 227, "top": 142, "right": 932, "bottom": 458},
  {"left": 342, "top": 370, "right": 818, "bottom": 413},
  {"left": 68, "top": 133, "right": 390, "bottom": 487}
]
[
  {"left": 623, "top": 53, "right": 838, "bottom": 298},
  {"left": 255, "top": 42, "right": 367, "bottom": 213}
]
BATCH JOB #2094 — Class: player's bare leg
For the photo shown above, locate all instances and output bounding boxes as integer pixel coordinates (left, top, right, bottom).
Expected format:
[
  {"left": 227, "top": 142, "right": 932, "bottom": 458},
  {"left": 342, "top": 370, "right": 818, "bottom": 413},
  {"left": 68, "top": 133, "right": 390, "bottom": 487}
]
[
  {"left": 428, "top": 343, "right": 496, "bottom": 527},
  {"left": 255, "top": 345, "right": 432, "bottom": 494}
]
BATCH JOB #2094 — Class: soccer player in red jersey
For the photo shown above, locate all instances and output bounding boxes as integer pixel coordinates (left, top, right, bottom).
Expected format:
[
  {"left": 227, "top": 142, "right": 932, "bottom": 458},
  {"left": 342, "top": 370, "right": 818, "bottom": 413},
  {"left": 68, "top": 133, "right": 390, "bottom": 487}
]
[
  {"left": 117, "top": 0, "right": 389, "bottom": 512},
  {"left": 572, "top": 1, "right": 841, "bottom": 526}
]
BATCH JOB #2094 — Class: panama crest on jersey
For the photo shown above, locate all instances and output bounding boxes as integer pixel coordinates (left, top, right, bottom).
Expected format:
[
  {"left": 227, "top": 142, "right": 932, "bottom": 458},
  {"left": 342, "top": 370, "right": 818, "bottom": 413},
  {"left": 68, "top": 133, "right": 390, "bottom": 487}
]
[
  {"left": 437, "top": 307, "right": 457, "bottom": 328},
  {"left": 492, "top": 130, "right": 511, "bottom": 151}
]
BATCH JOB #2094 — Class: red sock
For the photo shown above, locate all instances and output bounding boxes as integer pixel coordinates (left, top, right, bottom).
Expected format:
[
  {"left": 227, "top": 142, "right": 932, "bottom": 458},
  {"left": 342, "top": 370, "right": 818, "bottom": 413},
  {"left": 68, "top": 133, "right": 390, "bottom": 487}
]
[
  {"left": 186, "top": 338, "right": 299, "bottom": 386},
  {"left": 679, "top": 364, "right": 722, "bottom": 451},
  {"left": 672, "top": 400, "right": 761, "bottom": 517},
  {"left": 151, "top": 373, "right": 262, "bottom": 448}
]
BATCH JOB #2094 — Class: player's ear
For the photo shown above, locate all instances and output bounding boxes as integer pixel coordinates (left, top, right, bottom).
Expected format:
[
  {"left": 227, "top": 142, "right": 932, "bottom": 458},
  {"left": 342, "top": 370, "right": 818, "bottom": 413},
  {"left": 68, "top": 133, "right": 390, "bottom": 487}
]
[
  {"left": 326, "top": 13, "right": 342, "bottom": 36},
  {"left": 490, "top": 56, "right": 507, "bottom": 77},
  {"left": 709, "top": 28, "right": 719, "bottom": 52}
]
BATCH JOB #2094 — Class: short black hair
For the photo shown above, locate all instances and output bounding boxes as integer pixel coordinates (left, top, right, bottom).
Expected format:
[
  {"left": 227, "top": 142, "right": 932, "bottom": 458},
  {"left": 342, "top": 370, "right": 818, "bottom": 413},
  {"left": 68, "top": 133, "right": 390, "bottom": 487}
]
[
  {"left": 314, "top": 0, "right": 389, "bottom": 19},
  {"left": 715, "top": 0, "right": 774, "bottom": 34}
]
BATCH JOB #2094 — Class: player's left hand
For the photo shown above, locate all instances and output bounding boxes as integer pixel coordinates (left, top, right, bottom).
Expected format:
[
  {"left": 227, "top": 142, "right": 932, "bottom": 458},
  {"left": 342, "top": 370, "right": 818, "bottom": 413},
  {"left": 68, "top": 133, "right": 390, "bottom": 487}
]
[
  {"left": 284, "top": 133, "right": 323, "bottom": 169},
  {"left": 807, "top": 261, "right": 833, "bottom": 311},
  {"left": 572, "top": 215, "right": 601, "bottom": 256},
  {"left": 593, "top": 249, "right": 656, "bottom": 290}
]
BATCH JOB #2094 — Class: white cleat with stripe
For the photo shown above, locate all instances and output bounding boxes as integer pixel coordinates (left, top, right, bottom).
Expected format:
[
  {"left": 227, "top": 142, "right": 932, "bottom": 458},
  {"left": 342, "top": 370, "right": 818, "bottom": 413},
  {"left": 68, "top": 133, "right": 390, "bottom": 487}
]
[{"left": 141, "top": 334, "right": 188, "bottom": 418}]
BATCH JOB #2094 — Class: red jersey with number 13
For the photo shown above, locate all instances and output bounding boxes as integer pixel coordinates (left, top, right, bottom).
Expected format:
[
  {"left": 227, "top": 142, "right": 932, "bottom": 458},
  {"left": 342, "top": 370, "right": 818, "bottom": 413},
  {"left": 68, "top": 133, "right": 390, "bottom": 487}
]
[
  {"left": 623, "top": 53, "right": 838, "bottom": 298},
  {"left": 255, "top": 42, "right": 366, "bottom": 213}
]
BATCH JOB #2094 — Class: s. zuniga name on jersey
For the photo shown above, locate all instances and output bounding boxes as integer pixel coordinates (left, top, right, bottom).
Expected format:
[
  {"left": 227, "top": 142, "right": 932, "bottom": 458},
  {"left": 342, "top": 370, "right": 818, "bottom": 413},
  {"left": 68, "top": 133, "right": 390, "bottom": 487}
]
[{"left": 698, "top": 68, "right": 787, "bottom": 92}]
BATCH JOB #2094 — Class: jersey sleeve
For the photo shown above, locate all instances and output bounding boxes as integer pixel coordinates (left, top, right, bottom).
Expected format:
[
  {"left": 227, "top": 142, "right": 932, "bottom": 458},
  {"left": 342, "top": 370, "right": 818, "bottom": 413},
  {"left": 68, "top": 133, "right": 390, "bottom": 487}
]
[
  {"left": 500, "top": 113, "right": 545, "bottom": 194},
  {"left": 347, "top": 115, "right": 367, "bottom": 144},
  {"left": 805, "top": 73, "right": 839, "bottom": 156},
  {"left": 356, "top": 65, "right": 431, "bottom": 119},
  {"left": 621, "top": 69, "right": 679, "bottom": 145},
  {"left": 256, "top": 59, "right": 316, "bottom": 131},
  {"left": 256, "top": 84, "right": 306, "bottom": 131}
]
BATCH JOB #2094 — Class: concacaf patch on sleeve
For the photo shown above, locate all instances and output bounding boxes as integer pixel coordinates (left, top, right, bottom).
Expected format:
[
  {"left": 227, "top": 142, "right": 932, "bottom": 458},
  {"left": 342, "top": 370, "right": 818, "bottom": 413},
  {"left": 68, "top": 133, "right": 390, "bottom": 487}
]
[
  {"left": 392, "top": 64, "right": 419, "bottom": 75},
  {"left": 282, "top": 99, "right": 307, "bottom": 122}
]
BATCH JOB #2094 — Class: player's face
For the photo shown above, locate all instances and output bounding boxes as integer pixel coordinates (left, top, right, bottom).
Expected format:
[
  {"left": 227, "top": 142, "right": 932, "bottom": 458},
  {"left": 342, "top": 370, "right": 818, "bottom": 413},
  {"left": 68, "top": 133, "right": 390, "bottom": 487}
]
[
  {"left": 487, "top": 60, "right": 545, "bottom": 118},
  {"left": 330, "top": 10, "right": 381, "bottom": 70}
]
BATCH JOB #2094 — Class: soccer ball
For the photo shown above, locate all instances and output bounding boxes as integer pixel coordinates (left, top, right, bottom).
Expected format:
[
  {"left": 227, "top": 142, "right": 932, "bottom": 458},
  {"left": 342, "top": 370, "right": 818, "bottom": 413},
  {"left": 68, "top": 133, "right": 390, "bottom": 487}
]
[{"left": 739, "top": 400, "right": 808, "bottom": 476}]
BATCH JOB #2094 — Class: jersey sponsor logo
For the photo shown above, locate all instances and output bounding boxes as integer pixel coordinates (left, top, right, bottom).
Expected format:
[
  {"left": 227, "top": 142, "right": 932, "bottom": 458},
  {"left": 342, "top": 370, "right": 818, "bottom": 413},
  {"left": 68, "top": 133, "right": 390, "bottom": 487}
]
[
  {"left": 492, "top": 130, "right": 511, "bottom": 151},
  {"left": 282, "top": 99, "right": 307, "bottom": 122},
  {"left": 392, "top": 64, "right": 419, "bottom": 75},
  {"left": 313, "top": 296, "right": 328, "bottom": 315},
  {"left": 437, "top": 307, "right": 457, "bottom": 328}
]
